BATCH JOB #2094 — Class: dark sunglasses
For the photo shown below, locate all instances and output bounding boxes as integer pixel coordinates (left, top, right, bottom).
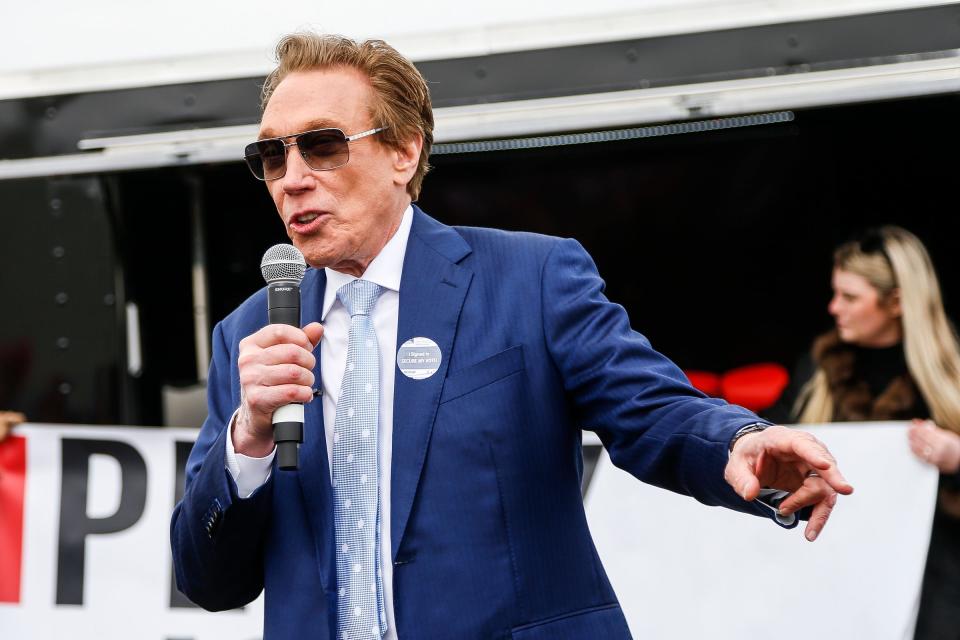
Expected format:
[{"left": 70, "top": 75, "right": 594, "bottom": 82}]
[{"left": 243, "top": 126, "right": 387, "bottom": 181}]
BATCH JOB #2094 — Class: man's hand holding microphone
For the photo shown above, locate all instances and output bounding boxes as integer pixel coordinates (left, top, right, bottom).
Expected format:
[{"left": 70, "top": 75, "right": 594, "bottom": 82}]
[
  {"left": 233, "top": 322, "right": 323, "bottom": 458},
  {"left": 232, "top": 243, "right": 318, "bottom": 468}
]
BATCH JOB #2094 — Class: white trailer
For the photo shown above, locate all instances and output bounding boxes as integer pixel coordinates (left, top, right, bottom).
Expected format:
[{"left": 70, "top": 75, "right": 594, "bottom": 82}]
[{"left": 1, "top": 0, "right": 958, "bottom": 427}]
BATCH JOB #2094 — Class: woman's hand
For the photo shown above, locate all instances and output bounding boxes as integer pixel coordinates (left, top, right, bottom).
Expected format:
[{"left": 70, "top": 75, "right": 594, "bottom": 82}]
[
  {"left": 0, "top": 411, "right": 26, "bottom": 442},
  {"left": 908, "top": 419, "right": 960, "bottom": 474}
]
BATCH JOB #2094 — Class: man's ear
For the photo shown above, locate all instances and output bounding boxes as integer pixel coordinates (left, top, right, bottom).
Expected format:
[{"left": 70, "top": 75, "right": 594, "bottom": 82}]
[{"left": 393, "top": 133, "right": 423, "bottom": 187}]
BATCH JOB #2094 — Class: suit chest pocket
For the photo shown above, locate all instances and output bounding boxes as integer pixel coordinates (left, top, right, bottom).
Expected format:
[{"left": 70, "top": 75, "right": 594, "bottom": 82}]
[{"left": 439, "top": 345, "right": 525, "bottom": 404}]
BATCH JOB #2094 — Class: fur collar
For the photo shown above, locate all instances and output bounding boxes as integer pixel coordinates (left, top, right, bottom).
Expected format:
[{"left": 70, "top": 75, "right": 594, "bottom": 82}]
[
  {"left": 813, "top": 331, "right": 960, "bottom": 517},
  {"left": 813, "top": 329, "right": 924, "bottom": 422}
]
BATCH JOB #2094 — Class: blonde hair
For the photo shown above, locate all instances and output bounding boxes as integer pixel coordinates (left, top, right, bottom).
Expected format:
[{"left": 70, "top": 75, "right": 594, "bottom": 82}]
[
  {"left": 261, "top": 33, "right": 434, "bottom": 200},
  {"left": 798, "top": 226, "right": 960, "bottom": 432}
]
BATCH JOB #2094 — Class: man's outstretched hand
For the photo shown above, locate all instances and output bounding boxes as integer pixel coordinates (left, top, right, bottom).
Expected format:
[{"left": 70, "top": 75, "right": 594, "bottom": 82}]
[{"left": 725, "top": 425, "right": 854, "bottom": 542}]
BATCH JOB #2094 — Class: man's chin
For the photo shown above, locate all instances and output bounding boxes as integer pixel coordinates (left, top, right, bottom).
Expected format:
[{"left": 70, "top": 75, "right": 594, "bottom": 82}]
[
  {"left": 303, "top": 255, "right": 333, "bottom": 270},
  {"left": 290, "top": 239, "right": 333, "bottom": 270}
]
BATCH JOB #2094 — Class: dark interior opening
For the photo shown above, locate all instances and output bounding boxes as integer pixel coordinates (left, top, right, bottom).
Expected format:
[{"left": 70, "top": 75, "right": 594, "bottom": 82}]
[{"left": 93, "top": 91, "right": 960, "bottom": 424}]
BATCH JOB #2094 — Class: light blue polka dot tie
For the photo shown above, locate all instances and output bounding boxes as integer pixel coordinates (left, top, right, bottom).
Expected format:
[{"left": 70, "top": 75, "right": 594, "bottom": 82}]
[{"left": 333, "top": 279, "right": 387, "bottom": 639}]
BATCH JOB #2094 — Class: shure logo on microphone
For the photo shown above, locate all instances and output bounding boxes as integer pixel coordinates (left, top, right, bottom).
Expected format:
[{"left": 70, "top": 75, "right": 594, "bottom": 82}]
[{"left": 274, "top": 287, "right": 293, "bottom": 292}]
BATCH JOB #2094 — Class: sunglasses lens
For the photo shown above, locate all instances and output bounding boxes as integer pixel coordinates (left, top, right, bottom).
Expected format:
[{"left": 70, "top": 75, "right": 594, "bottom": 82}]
[
  {"left": 299, "top": 130, "right": 349, "bottom": 171},
  {"left": 243, "top": 154, "right": 264, "bottom": 180},
  {"left": 259, "top": 140, "right": 287, "bottom": 179},
  {"left": 244, "top": 139, "right": 286, "bottom": 180}
]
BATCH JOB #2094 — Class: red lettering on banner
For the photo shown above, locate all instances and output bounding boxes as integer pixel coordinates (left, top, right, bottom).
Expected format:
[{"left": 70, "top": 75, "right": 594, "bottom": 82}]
[{"left": 0, "top": 435, "right": 26, "bottom": 604}]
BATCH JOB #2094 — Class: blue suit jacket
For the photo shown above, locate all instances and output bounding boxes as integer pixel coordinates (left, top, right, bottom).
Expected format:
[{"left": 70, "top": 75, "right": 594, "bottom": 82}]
[{"left": 171, "top": 206, "right": 784, "bottom": 639}]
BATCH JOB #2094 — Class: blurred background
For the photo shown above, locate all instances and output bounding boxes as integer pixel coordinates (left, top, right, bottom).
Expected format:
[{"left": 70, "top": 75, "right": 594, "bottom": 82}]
[{"left": 2, "top": 0, "right": 960, "bottom": 428}]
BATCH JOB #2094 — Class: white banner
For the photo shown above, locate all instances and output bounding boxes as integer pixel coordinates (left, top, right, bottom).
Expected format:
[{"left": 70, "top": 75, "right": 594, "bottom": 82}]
[
  {"left": 585, "top": 422, "right": 939, "bottom": 639},
  {"left": 0, "top": 421, "right": 939, "bottom": 639},
  {"left": 0, "top": 425, "right": 263, "bottom": 640}
]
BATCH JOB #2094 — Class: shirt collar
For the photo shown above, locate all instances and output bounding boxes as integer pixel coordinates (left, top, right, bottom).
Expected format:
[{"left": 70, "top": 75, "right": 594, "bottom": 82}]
[{"left": 321, "top": 204, "right": 413, "bottom": 321}]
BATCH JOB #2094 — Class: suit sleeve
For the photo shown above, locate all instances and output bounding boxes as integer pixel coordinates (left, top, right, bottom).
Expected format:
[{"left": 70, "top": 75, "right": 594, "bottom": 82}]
[
  {"left": 170, "top": 321, "right": 274, "bottom": 610},
  {"left": 540, "top": 238, "right": 787, "bottom": 524}
]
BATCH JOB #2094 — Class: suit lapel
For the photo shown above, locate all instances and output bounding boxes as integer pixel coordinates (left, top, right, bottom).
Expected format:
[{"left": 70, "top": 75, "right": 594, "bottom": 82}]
[
  {"left": 295, "top": 267, "right": 335, "bottom": 593},
  {"left": 391, "top": 208, "right": 472, "bottom": 560}
]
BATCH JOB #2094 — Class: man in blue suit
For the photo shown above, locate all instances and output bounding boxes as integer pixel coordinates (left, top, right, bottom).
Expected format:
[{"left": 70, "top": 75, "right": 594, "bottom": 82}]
[{"left": 171, "top": 33, "right": 853, "bottom": 640}]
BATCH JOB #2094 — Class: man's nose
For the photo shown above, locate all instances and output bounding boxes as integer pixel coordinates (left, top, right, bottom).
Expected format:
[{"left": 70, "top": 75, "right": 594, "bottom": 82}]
[
  {"left": 280, "top": 145, "right": 315, "bottom": 192},
  {"left": 827, "top": 296, "right": 839, "bottom": 316}
]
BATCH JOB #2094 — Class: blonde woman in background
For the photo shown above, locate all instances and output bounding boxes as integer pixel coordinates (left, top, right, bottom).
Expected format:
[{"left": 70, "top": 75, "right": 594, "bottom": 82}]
[{"left": 768, "top": 226, "right": 960, "bottom": 639}]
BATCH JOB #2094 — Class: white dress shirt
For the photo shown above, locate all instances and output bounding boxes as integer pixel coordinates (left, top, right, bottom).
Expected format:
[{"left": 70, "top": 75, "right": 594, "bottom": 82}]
[{"left": 226, "top": 204, "right": 412, "bottom": 640}]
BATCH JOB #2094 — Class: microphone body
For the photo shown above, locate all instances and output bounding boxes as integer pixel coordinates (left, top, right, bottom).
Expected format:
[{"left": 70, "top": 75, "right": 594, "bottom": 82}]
[
  {"left": 267, "top": 280, "right": 303, "bottom": 470},
  {"left": 260, "top": 244, "right": 308, "bottom": 471}
]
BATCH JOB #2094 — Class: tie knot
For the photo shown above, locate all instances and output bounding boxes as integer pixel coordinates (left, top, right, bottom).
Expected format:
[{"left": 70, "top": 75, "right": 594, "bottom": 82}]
[{"left": 337, "top": 280, "right": 384, "bottom": 317}]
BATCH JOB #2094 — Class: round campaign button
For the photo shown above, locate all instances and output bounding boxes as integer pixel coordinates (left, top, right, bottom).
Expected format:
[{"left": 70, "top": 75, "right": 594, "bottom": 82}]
[{"left": 396, "top": 337, "right": 442, "bottom": 380}]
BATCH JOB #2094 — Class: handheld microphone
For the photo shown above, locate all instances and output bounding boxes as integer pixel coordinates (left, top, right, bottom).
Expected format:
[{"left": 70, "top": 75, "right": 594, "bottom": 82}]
[{"left": 260, "top": 244, "right": 307, "bottom": 470}]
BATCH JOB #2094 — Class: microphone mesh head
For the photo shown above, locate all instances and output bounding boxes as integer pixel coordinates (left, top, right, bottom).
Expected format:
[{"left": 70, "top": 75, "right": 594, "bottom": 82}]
[{"left": 261, "top": 244, "right": 306, "bottom": 284}]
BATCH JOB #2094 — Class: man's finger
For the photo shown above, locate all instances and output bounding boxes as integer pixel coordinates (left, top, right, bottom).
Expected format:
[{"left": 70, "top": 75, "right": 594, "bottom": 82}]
[
  {"left": 777, "top": 478, "right": 835, "bottom": 516},
  {"left": 246, "top": 383, "right": 315, "bottom": 413},
  {"left": 790, "top": 436, "right": 854, "bottom": 495},
  {"left": 303, "top": 322, "right": 324, "bottom": 349},
  {"left": 788, "top": 433, "right": 834, "bottom": 468},
  {"left": 249, "top": 324, "right": 315, "bottom": 351},
  {"left": 260, "top": 343, "right": 318, "bottom": 370},
  {"left": 803, "top": 490, "right": 838, "bottom": 542},
  {"left": 260, "top": 363, "right": 316, "bottom": 388},
  {"left": 724, "top": 455, "right": 761, "bottom": 502}
]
